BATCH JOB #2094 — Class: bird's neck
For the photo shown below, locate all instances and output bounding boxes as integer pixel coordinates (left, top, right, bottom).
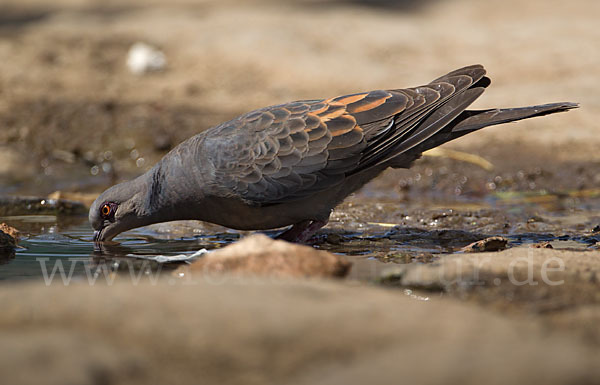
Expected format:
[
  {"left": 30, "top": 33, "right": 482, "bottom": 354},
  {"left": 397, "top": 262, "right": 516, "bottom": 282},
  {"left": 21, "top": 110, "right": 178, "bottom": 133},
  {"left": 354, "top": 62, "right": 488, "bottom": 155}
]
[{"left": 140, "top": 155, "right": 209, "bottom": 224}]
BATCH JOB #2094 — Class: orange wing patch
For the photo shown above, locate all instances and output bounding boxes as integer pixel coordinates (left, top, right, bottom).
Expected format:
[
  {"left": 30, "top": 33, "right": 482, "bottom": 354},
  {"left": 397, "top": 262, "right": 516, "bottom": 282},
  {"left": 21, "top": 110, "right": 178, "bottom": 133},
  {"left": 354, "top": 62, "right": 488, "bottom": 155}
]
[
  {"left": 317, "top": 104, "right": 347, "bottom": 121},
  {"left": 348, "top": 94, "right": 391, "bottom": 113},
  {"left": 331, "top": 93, "right": 369, "bottom": 105},
  {"left": 309, "top": 103, "right": 330, "bottom": 115}
]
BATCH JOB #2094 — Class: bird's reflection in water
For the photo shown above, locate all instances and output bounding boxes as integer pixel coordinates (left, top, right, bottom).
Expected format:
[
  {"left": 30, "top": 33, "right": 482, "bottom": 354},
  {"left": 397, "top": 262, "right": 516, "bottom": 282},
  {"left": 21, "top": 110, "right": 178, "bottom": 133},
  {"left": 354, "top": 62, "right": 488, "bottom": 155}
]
[
  {"left": 88, "top": 229, "right": 286, "bottom": 280},
  {"left": 90, "top": 240, "right": 183, "bottom": 279}
]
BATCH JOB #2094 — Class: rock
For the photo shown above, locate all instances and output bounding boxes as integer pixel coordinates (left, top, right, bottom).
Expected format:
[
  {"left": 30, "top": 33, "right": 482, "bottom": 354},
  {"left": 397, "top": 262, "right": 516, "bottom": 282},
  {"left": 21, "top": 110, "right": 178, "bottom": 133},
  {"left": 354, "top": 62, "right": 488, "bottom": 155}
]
[
  {"left": 380, "top": 248, "right": 600, "bottom": 316},
  {"left": 0, "top": 196, "right": 87, "bottom": 216},
  {"left": 0, "top": 224, "right": 16, "bottom": 263},
  {"left": 0, "top": 229, "right": 16, "bottom": 250},
  {"left": 0, "top": 223, "right": 18, "bottom": 254},
  {"left": 460, "top": 236, "right": 508, "bottom": 252},
  {"left": 189, "top": 234, "right": 351, "bottom": 278},
  {"left": 531, "top": 241, "right": 553, "bottom": 249},
  {"left": 0, "top": 223, "right": 19, "bottom": 241},
  {"left": 0, "top": 280, "right": 599, "bottom": 385},
  {"left": 325, "top": 233, "right": 343, "bottom": 245}
]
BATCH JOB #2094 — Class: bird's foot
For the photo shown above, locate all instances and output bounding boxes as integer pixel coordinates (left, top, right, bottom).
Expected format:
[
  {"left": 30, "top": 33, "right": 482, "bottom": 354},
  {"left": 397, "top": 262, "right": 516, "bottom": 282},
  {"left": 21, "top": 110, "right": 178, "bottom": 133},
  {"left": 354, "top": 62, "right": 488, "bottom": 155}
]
[{"left": 276, "top": 220, "right": 328, "bottom": 244}]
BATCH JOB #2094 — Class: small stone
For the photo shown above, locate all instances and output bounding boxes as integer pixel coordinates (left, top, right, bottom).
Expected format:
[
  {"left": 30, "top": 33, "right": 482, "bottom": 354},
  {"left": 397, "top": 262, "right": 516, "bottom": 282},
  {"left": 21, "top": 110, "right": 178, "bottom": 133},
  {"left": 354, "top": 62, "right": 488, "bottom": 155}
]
[
  {"left": 461, "top": 236, "right": 508, "bottom": 252},
  {"left": 325, "top": 233, "right": 343, "bottom": 245},
  {"left": 190, "top": 234, "right": 351, "bottom": 278},
  {"left": 531, "top": 241, "right": 553, "bottom": 249},
  {"left": 126, "top": 42, "right": 166, "bottom": 75},
  {"left": 527, "top": 215, "right": 544, "bottom": 223},
  {"left": 0, "top": 223, "right": 19, "bottom": 241}
]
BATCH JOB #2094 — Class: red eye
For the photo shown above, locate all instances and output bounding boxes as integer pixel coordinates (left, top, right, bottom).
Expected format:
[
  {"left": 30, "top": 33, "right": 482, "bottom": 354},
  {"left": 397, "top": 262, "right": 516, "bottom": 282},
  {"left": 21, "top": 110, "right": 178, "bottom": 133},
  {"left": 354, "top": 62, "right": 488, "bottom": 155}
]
[{"left": 101, "top": 204, "right": 111, "bottom": 218}]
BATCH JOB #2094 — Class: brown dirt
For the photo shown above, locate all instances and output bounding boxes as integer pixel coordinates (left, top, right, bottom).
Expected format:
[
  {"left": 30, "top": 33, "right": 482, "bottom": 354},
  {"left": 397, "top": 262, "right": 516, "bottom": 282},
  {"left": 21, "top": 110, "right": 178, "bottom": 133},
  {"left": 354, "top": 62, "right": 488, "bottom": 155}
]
[
  {"left": 1, "top": 279, "right": 600, "bottom": 385},
  {"left": 381, "top": 248, "right": 600, "bottom": 344}
]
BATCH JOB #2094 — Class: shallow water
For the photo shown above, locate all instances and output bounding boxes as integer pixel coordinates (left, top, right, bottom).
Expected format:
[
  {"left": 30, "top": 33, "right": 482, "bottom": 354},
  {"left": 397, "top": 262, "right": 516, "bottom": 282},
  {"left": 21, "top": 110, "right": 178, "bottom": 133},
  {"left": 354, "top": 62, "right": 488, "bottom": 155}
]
[
  {"left": 1, "top": 193, "right": 598, "bottom": 282},
  {"left": 0, "top": 215, "right": 231, "bottom": 281}
]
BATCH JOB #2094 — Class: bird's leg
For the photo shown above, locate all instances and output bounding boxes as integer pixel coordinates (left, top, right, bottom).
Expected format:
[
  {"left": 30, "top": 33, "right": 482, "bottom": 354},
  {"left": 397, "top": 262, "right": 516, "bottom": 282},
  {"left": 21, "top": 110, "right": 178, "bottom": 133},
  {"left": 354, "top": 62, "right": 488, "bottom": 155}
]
[
  {"left": 276, "top": 219, "right": 329, "bottom": 243},
  {"left": 299, "top": 219, "right": 329, "bottom": 243}
]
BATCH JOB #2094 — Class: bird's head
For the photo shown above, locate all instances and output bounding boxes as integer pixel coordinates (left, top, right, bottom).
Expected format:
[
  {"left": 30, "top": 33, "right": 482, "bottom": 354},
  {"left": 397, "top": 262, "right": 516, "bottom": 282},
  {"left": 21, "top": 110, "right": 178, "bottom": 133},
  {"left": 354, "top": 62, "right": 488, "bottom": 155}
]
[{"left": 89, "top": 179, "right": 148, "bottom": 242}]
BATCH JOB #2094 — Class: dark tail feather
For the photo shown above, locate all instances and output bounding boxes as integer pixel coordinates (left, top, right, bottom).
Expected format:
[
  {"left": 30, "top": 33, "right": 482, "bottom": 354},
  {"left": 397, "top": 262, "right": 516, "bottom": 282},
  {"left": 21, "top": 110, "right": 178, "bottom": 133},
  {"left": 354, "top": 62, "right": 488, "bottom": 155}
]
[
  {"left": 417, "top": 102, "right": 579, "bottom": 153},
  {"left": 451, "top": 102, "right": 579, "bottom": 133},
  {"left": 405, "top": 101, "right": 579, "bottom": 164}
]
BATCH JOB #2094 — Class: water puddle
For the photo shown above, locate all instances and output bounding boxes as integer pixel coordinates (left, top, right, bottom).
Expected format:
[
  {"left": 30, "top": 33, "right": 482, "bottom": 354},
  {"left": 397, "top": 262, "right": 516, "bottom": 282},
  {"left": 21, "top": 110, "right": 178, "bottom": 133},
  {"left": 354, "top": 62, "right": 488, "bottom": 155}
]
[
  {"left": 1, "top": 193, "right": 598, "bottom": 282},
  {"left": 0, "top": 215, "right": 235, "bottom": 281}
]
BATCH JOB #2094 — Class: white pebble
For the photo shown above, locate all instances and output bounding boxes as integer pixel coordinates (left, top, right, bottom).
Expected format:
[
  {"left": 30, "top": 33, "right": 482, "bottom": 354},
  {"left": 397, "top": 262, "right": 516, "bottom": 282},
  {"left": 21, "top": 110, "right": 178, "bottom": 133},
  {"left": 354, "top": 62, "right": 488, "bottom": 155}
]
[{"left": 126, "top": 42, "right": 166, "bottom": 75}]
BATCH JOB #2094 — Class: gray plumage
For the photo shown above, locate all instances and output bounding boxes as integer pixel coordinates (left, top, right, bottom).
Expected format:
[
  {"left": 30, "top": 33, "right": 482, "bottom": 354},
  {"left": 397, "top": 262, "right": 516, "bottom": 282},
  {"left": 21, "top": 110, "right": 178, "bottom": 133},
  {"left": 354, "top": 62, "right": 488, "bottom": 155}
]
[{"left": 90, "top": 65, "right": 577, "bottom": 242}]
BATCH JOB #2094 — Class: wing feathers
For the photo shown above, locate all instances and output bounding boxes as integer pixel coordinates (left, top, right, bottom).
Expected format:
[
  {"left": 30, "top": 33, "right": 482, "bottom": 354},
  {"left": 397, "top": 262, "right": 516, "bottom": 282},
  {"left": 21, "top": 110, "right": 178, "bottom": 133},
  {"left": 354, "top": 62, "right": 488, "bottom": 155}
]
[{"left": 204, "top": 65, "right": 576, "bottom": 205}]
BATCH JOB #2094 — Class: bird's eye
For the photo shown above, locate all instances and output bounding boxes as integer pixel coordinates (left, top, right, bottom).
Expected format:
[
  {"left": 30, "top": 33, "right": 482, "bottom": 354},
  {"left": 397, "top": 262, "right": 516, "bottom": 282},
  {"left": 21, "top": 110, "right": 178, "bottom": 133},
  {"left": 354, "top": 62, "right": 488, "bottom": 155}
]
[{"left": 100, "top": 203, "right": 112, "bottom": 218}]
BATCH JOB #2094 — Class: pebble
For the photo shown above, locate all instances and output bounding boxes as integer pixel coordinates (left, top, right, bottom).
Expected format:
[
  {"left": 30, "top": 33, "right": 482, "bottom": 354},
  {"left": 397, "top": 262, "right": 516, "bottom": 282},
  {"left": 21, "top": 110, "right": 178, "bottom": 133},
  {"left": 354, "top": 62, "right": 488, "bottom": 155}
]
[
  {"left": 531, "top": 241, "right": 553, "bottom": 249},
  {"left": 0, "top": 223, "right": 19, "bottom": 241},
  {"left": 126, "top": 42, "right": 166, "bottom": 75},
  {"left": 461, "top": 236, "right": 508, "bottom": 252}
]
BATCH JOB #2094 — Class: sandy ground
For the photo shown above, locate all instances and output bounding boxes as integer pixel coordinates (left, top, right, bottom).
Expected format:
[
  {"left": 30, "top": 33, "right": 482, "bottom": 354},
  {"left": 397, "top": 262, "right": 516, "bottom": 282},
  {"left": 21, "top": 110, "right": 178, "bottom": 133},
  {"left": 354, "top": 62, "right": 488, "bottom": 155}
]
[{"left": 1, "top": 274, "right": 600, "bottom": 385}]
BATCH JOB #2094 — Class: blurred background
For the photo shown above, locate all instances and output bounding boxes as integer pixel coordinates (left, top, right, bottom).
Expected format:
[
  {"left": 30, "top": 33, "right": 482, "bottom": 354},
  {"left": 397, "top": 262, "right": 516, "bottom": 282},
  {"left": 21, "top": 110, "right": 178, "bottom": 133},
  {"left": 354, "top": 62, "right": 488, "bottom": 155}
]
[
  {"left": 0, "top": 0, "right": 598, "bottom": 198},
  {"left": 1, "top": 3, "right": 600, "bottom": 382}
]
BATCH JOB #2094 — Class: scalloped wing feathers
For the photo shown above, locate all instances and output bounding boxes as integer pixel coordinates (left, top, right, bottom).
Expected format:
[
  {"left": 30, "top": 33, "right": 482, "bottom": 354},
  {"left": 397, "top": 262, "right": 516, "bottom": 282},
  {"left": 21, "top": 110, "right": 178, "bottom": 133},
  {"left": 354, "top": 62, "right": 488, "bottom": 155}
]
[{"left": 203, "top": 65, "right": 489, "bottom": 204}]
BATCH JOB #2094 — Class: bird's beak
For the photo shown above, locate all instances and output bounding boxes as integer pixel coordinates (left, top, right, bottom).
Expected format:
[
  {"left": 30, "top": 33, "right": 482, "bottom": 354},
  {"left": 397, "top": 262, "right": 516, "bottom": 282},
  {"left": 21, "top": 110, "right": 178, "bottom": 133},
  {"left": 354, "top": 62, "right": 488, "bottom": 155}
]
[{"left": 93, "top": 226, "right": 119, "bottom": 243}]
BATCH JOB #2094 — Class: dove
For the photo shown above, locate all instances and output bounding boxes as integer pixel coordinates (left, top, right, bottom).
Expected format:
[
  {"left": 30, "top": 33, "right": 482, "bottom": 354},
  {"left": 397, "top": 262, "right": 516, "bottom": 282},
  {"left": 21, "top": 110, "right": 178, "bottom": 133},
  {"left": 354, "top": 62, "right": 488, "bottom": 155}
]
[{"left": 90, "top": 65, "right": 577, "bottom": 242}]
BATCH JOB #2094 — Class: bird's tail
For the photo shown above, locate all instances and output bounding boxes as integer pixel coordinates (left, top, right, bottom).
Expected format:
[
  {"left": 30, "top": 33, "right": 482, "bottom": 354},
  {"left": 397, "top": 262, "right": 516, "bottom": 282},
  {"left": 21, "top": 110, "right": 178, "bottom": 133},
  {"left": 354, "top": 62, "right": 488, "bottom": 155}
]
[
  {"left": 385, "top": 101, "right": 579, "bottom": 170},
  {"left": 414, "top": 102, "right": 579, "bottom": 154},
  {"left": 450, "top": 102, "right": 579, "bottom": 134}
]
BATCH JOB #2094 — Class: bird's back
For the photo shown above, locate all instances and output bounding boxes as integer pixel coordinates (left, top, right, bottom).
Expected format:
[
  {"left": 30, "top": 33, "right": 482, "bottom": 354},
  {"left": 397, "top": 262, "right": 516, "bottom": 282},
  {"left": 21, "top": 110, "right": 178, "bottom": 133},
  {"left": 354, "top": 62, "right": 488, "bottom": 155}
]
[{"left": 192, "top": 64, "right": 576, "bottom": 210}]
